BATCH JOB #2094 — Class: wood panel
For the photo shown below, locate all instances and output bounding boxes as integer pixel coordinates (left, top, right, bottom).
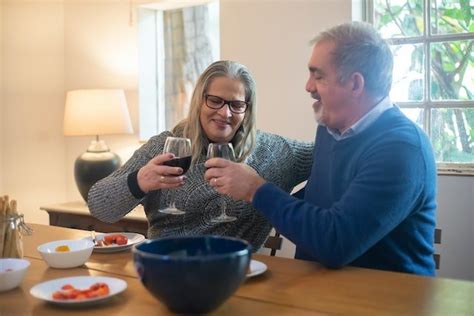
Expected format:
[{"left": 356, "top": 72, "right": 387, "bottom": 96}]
[{"left": 4, "top": 258, "right": 324, "bottom": 315}]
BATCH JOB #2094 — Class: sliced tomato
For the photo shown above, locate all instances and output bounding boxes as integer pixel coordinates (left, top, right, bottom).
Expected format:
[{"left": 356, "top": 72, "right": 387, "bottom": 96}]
[
  {"left": 104, "top": 235, "right": 116, "bottom": 245},
  {"left": 75, "top": 293, "right": 88, "bottom": 300},
  {"left": 115, "top": 235, "right": 128, "bottom": 245},
  {"left": 61, "top": 284, "right": 74, "bottom": 290},
  {"left": 66, "top": 289, "right": 81, "bottom": 299},
  {"left": 52, "top": 283, "right": 110, "bottom": 301},
  {"left": 52, "top": 291, "right": 65, "bottom": 300}
]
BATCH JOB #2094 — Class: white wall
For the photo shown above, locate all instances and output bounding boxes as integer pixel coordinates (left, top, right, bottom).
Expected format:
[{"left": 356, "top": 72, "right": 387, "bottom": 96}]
[
  {"left": 63, "top": 1, "right": 140, "bottom": 201},
  {"left": 221, "top": 0, "right": 351, "bottom": 141},
  {"left": 437, "top": 176, "right": 474, "bottom": 280},
  {"left": 0, "top": 0, "right": 472, "bottom": 281},
  {"left": 1, "top": 1, "right": 141, "bottom": 222},
  {"left": 0, "top": 0, "right": 4, "bottom": 194},
  {"left": 2, "top": 0, "right": 65, "bottom": 224}
]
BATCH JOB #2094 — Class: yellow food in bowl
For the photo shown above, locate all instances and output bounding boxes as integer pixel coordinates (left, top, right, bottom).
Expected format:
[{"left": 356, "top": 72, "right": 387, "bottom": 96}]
[{"left": 55, "top": 245, "right": 70, "bottom": 252}]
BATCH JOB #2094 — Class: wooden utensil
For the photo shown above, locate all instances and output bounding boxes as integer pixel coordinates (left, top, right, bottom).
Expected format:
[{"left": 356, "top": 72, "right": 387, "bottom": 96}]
[
  {"left": 0, "top": 197, "right": 5, "bottom": 256},
  {"left": 1, "top": 196, "right": 23, "bottom": 258}
]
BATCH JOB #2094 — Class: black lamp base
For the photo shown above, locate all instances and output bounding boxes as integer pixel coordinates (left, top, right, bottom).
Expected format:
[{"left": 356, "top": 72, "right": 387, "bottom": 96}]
[{"left": 74, "top": 140, "right": 121, "bottom": 202}]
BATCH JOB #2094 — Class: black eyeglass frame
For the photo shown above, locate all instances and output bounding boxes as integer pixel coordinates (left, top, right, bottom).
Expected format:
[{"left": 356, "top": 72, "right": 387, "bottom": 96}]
[{"left": 204, "top": 94, "right": 249, "bottom": 114}]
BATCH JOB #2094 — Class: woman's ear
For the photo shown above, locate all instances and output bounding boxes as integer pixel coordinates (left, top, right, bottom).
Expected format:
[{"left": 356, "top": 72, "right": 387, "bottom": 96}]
[{"left": 350, "top": 72, "right": 365, "bottom": 97}]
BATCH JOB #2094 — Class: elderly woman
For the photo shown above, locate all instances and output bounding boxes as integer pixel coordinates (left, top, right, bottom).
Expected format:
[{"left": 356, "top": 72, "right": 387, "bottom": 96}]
[{"left": 88, "top": 60, "right": 313, "bottom": 250}]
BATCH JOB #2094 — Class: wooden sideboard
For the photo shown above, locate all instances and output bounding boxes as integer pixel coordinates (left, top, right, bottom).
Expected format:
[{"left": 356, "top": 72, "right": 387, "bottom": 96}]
[{"left": 40, "top": 201, "right": 148, "bottom": 236}]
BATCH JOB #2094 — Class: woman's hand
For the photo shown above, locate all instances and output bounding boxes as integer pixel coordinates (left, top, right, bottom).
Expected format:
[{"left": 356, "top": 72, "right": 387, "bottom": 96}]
[{"left": 137, "top": 153, "right": 186, "bottom": 193}]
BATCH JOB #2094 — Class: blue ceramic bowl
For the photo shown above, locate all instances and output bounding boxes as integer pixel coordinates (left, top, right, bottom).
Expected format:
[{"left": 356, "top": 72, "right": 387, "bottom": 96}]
[{"left": 133, "top": 235, "right": 251, "bottom": 314}]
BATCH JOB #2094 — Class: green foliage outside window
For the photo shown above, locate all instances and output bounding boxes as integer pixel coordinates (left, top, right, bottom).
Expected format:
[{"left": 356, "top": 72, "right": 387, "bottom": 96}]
[{"left": 373, "top": 0, "right": 473, "bottom": 163}]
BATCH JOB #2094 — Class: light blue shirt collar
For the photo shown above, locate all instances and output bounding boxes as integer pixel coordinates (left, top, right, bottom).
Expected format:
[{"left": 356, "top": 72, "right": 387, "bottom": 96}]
[{"left": 326, "top": 96, "right": 393, "bottom": 141}]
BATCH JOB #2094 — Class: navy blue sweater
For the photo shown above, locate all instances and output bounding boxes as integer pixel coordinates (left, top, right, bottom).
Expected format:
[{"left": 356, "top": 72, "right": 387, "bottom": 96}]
[{"left": 254, "top": 107, "right": 437, "bottom": 276}]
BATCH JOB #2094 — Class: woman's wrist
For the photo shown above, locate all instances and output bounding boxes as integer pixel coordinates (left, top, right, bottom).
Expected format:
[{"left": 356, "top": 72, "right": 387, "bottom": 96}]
[{"left": 127, "top": 170, "right": 147, "bottom": 199}]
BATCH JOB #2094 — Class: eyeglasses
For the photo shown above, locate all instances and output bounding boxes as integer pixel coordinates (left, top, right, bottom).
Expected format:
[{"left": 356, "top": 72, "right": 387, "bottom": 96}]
[{"left": 204, "top": 94, "right": 248, "bottom": 114}]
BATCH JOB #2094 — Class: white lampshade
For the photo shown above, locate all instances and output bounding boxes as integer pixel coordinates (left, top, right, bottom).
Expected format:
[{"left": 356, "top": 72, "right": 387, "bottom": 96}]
[{"left": 64, "top": 89, "right": 133, "bottom": 136}]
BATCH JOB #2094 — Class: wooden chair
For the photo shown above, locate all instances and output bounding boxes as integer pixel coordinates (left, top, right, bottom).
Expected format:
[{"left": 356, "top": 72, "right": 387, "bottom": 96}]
[
  {"left": 434, "top": 228, "right": 442, "bottom": 270},
  {"left": 263, "top": 228, "right": 443, "bottom": 267},
  {"left": 263, "top": 230, "right": 283, "bottom": 256}
]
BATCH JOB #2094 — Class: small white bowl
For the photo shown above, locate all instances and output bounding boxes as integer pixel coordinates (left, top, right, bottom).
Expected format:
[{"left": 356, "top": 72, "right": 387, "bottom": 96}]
[
  {"left": 0, "top": 258, "right": 30, "bottom": 292},
  {"left": 37, "top": 239, "right": 94, "bottom": 269}
]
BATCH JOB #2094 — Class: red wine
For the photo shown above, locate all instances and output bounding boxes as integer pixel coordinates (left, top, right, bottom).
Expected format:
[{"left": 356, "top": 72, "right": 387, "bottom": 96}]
[{"left": 163, "top": 156, "right": 192, "bottom": 174}]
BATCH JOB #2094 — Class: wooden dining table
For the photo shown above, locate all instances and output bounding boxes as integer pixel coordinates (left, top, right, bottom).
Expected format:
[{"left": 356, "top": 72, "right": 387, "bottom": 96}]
[{"left": 1, "top": 223, "right": 472, "bottom": 315}]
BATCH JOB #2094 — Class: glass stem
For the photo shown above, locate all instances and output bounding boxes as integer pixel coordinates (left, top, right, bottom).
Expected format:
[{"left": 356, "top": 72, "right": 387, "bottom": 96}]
[
  {"left": 168, "top": 190, "right": 175, "bottom": 208},
  {"left": 220, "top": 198, "right": 227, "bottom": 216}
]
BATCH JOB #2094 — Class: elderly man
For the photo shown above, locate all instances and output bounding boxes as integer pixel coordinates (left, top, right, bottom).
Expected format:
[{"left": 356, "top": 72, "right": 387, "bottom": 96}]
[{"left": 205, "top": 22, "right": 437, "bottom": 276}]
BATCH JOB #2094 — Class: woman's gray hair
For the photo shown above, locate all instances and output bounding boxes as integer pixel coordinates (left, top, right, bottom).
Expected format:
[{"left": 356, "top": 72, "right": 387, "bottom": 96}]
[
  {"left": 311, "top": 21, "right": 393, "bottom": 97},
  {"left": 172, "top": 60, "right": 257, "bottom": 163}
]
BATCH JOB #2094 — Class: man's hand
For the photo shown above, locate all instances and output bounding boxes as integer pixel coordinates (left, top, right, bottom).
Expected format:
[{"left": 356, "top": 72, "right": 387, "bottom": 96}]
[
  {"left": 137, "top": 153, "right": 186, "bottom": 193},
  {"left": 204, "top": 158, "right": 266, "bottom": 203}
]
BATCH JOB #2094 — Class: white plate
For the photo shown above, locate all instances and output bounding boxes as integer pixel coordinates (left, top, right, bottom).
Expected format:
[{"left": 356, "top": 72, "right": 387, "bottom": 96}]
[
  {"left": 246, "top": 259, "right": 267, "bottom": 278},
  {"left": 85, "top": 232, "right": 146, "bottom": 253},
  {"left": 30, "top": 276, "right": 127, "bottom": 307}
]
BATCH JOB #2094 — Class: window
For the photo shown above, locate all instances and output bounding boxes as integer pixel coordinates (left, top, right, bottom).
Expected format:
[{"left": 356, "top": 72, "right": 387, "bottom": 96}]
[
  {"left": 366, "top": 0, "right": 473, "bottom": 173},
  {"left": 138, "top": 1, "right": 220, "bottom": 140}
]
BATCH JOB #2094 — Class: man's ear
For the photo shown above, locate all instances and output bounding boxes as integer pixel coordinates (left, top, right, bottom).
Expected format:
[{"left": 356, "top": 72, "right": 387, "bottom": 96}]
[{"left": 350, "top": 72, "right": 365, "bottom": 97}]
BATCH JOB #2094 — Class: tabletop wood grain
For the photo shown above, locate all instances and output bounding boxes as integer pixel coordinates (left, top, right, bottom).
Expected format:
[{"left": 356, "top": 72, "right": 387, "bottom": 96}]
[
  {"left": 3, "top": 257, "right": 326, "bottom": 316},
  {"left": 3, "top": 223, "right": 472, "bottom": 315}
]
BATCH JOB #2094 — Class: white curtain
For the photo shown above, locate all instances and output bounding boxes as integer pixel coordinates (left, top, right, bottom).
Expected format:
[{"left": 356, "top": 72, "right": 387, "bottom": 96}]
[{"left": 163, "top": 5, "right": 214, "bottom": 130}]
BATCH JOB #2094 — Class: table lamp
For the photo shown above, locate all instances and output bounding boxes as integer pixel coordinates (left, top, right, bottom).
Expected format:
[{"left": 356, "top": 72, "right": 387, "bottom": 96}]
[{"left": 64, "top": 89, "right": 133, "bottom": 202}]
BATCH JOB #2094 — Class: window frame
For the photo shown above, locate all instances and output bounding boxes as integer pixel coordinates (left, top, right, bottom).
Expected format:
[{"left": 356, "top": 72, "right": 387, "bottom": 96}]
[
  {"left": 138, "top": 1, "right": 220, "bottom": 141},
  {"left": 365, "top": 0, "right": 474, "bottom": 175}
]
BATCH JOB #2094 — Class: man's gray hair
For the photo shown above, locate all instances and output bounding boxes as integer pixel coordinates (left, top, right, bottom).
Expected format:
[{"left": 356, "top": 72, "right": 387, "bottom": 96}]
[{"left": 311, "top": 22, "right": 393, "bottom": 97}]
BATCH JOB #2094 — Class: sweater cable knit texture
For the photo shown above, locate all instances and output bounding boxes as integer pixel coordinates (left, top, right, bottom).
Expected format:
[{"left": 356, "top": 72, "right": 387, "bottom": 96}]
[{"left": 88, "top": 130, "right": 313, "bottom": 249}]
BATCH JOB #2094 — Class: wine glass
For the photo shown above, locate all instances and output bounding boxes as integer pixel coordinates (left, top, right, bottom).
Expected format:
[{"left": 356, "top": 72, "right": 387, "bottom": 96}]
[
  {"left": 206, "top": 143, "right": 237, "bottom": 223},
  {"left": 159, "top": 137, "right": 192, "bottom": 215}
]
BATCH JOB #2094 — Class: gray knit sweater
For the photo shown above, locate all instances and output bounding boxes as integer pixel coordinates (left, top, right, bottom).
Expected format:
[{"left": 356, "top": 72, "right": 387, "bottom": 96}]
[{"left": 88, "top": 130, "right": 313, "bottom": 250}]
